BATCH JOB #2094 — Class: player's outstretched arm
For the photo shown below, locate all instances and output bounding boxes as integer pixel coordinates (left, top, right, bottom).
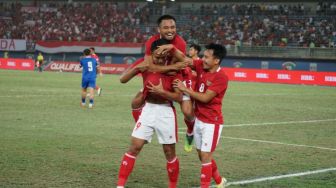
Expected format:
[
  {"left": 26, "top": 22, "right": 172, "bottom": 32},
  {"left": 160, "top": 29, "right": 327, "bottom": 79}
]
[{"left": 120, "top": 61, "right": 148, "bottom": 83}]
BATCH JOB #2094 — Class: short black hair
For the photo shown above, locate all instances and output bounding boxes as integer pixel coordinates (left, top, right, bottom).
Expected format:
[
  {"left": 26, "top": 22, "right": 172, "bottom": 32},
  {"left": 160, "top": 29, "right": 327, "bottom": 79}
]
[
  {"left": 205, "top": 43, "right": 226, "bottom": 63},
  {"left": 190, "top": 44, "right": 202, "bottom": 54},
  {"left": 157, "top": 14, "right": 176, "bottom": 26},
  {"left": 84, "top": 49, "right": 91, "bottom": 56},
  {"left": 89, "top": 47, "right": 95, "bottom": 51},
  {"left": 151, "top": 38, "right": 170, "bottom": 53}
]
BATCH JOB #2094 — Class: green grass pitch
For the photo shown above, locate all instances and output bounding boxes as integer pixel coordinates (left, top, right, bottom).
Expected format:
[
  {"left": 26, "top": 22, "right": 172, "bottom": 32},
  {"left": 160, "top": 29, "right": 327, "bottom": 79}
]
[{"left": 0, "top": 69, "right": 335, "bottom": 188}]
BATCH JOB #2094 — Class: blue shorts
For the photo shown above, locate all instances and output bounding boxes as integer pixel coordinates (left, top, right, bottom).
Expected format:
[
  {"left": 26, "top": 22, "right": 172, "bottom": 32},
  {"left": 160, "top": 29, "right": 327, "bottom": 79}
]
[{"left": 82, "top": 78, "right": 96, "bottom": 89}]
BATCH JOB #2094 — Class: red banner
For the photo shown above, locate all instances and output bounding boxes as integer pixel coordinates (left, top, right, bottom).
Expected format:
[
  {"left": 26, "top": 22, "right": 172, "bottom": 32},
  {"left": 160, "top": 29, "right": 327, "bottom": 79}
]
[
  {"left": 224, "top": 68, "right": 336, "bottom": 86},
  {"left": 0, "top": 58, "right": 34, "bottom": 70},
  {"left": 36, "top": 41, "right": 143, "bottom": 54},
  {"left": 44, "top": 63, "right": 336, "bottom": 86},
  {"left": 44, "top": 61, "right": 128, "bottom": 74}
]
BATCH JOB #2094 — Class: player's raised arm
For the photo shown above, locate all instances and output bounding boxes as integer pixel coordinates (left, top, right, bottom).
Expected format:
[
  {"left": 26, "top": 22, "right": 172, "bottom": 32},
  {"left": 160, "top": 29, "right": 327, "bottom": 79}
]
[{"left": 120, "top": 59, "right": 147, "bottom": 83}]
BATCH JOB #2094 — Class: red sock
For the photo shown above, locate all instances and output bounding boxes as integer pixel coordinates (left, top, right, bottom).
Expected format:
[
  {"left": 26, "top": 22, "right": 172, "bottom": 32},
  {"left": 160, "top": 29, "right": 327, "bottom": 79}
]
[
  {"left": 166, "top": 157, "right": 179, "bottom": 188},
  {"left": 211, "top": 159, "right": 222, "bottom": 184},
  {"left": 200, "top": 163, "right": 212, "bottom": 188},
  {"left": 184, "top": 119, "right": 195, "bottom": 135},
  {"left": 132, "top": 108, "right": 142, "bottom": 122},
  {"left": 117, "top": 153, "right": 136, "bottom": 187}
]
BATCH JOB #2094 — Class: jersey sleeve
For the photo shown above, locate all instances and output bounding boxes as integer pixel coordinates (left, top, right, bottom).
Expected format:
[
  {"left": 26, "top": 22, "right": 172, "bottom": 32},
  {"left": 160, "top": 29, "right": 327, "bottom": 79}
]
[
  {"left": 208, "top": 73, "right": 228, "bottom": 94},
  {"left": 175, "top": 35, "right": 187, "bottom": 54}
]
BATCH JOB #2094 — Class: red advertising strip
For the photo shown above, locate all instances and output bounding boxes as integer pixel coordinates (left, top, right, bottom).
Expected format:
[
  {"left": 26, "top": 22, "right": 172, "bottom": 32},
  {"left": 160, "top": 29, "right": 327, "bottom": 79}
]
[
  {"left": 0, "top": 58, "right": 34, "bottom": 70},
  {"left": 224, "top": 68, "right": 336, "bottom": 87},
  {"left": 44, "top": 61, "right": 128, "bottom": 74}
]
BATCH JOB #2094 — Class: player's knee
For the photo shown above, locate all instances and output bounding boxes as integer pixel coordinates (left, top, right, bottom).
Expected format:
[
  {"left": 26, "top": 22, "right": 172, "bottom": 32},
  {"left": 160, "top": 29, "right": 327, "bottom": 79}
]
[
  {"left": 162, "top": 145, "right": 176, "bottom": 160},
  {"left": 127, "top": 146, "right": 142, "bottom": 157}
]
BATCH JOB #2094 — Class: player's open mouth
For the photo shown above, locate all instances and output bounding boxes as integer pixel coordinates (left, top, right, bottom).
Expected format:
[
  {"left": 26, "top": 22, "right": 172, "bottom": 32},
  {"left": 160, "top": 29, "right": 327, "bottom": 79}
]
[{"left": 166, "top": 33, "right": 174, "bottom": 37}]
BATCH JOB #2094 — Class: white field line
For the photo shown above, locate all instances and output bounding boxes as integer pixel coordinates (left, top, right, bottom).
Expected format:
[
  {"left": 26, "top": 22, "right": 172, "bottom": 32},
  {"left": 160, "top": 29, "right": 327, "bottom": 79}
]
[
  {"left": 189, "top": 167, "right": 336, "bottom": 188},
  {"left": 178, "top": 119, "right": 336, "bottom": 130},
  {"left": 0, "top": 93, "right": 136, "bottom": 98},
  {"left": 177, "top": 131, "right": 336, "bottom": 151},
  {"left": 223, "top": 136, "right": 336, "bottom": 151},
  {"left": 223, "top": 167, "right": 336, "bottom": 187}
]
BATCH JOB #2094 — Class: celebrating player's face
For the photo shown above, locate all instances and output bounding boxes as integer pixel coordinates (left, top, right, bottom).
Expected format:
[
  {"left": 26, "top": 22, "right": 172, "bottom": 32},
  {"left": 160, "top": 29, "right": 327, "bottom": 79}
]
[
  {"left": 152, "top": 51, "right": 168, "bottom": 65},
  {"left": 158, "top": 19, "right": 176, "bottom": 41},
  {"left": 188, "top": 47, "right": 197, "bottom": 57},
  {"left": 202, "top": 50, "right": 219, "bottom": 70}
]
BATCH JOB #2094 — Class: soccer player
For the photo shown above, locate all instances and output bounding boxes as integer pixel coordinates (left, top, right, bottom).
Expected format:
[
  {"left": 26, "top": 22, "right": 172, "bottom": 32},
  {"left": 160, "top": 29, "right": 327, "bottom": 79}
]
[
  {"left": 173, "top": 43, "right": 229, "bottom": 188},
  {"left": 80, "top": 49, "right": 99, "bottom": 109},
  {"left": 129, "top": 14, "right": 187, "bottom": 123},
  {"left": 89, "top": 47, "right": 103, "bottom": 96},
  {"left": 182, "top": 43, "right": 202, "bottom": 152},
  {"left": 116, "top": 39, "right": 183, "bottom": 188},
  {"left": 189, "top": 43, "right": 202, "bottom": 60},
  {"left": 36, "top": 52, "right": 44, "bottom": 72}
]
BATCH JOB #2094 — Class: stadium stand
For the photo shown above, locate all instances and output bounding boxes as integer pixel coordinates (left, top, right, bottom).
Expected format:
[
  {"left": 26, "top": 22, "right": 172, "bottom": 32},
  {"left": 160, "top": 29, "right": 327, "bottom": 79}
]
[{"left": 0, "top": 1, "right": 335, "bottom": 48}]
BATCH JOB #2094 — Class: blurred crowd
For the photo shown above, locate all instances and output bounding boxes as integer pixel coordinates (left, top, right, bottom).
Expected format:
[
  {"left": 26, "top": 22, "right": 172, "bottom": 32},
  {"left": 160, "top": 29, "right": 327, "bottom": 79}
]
[
  {"left": 0, "top": 1, "right": 335, "bottom": 48},
  {"left": 0, "top": 2, "right": 152, "bottom": 43}
]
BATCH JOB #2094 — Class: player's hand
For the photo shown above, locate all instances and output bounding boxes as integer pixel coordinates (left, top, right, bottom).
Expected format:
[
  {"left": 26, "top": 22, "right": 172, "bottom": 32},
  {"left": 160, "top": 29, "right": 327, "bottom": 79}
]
[
  {"left": 147, "top": 79, "right": 164, "bottom": 94},
  {"left": 155, "top": 44, "right": 174, "bottom": 56},
  {"left": 173, "top": 79, "right": 187, "bottom": 92},
  {"left": 173, "top": 61, "right": 188, "bottom": 70}
]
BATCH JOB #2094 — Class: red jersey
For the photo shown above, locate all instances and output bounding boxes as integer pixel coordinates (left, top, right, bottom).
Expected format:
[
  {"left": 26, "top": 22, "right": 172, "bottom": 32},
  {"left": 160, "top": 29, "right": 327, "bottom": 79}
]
[
  {"left": 91, "top": 54, "right": 100, "bottom": 64},
  {"left": 193, "top": 60, "right": 228, "bottom": 124},
  {"left": 182, "top": 67, "right": 197, "bottom": 90},
  {"left": 145, "top": 34, "right": 187, "bottom": 56},
  {"left": 142, "top": 71, "right": 183, "bottom": 101}
]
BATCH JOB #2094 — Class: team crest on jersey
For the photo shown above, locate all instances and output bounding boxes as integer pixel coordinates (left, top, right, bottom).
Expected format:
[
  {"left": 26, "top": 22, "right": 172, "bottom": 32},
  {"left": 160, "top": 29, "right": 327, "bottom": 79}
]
[
  {"left": 206, "top": 80, "right": 212, "bottom": 86},
  {"left": 135, "top": 122, "right": 141, "bottom": 130}
]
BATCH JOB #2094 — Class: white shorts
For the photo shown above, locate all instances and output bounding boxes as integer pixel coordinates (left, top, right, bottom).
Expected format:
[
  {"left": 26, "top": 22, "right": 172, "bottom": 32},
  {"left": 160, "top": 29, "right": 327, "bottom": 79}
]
[
  {"left": 194, "top": 118, "right": 223, "bottom": 152},
  {"left": 132, "top": 102, "right": 177, "bottom": 144}
]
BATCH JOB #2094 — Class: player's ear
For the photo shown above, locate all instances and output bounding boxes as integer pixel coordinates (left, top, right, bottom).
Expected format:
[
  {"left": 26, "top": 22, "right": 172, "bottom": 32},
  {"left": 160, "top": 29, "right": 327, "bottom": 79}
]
[{"left": 157, "top": 27, "right": 160, "bottom": 34}]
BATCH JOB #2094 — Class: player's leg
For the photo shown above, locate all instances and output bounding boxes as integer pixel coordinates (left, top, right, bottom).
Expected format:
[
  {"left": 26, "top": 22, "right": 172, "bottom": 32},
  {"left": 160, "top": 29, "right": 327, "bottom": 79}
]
[
  {"left": 156, "top": 104, "right": 179, "bottom": 188},
  {"left": 118, "top": 103, "right": 155, "bottom": 187},
  {"left": 87, "top": 79, "right": 97, "bottom": 108},
  {"left": 81, "top": 88, "right": 87, "bottom": 107},
  {"left": 117, "top": 137, "right": 146, "bottom": 188},
  {"left": 194, "top": 119, "right": 225, "bottom": 188},
  {"left": 131, "top": 90, "right": 145, "bottom": 122},
  {"left": 181, "top": 98, "right": 195, "bottom": 152},
  {"left": 81, "top": 79, "right": 88, "bottom": 107},
  {"left": 88, "top": 87, "right": 95, "bottom": 108},
  {"left": 163, "top": 144, "right": 179, "bottom": 188},
  {"left": 95, "top": 85, "right": 102, "bottom": 96}
]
